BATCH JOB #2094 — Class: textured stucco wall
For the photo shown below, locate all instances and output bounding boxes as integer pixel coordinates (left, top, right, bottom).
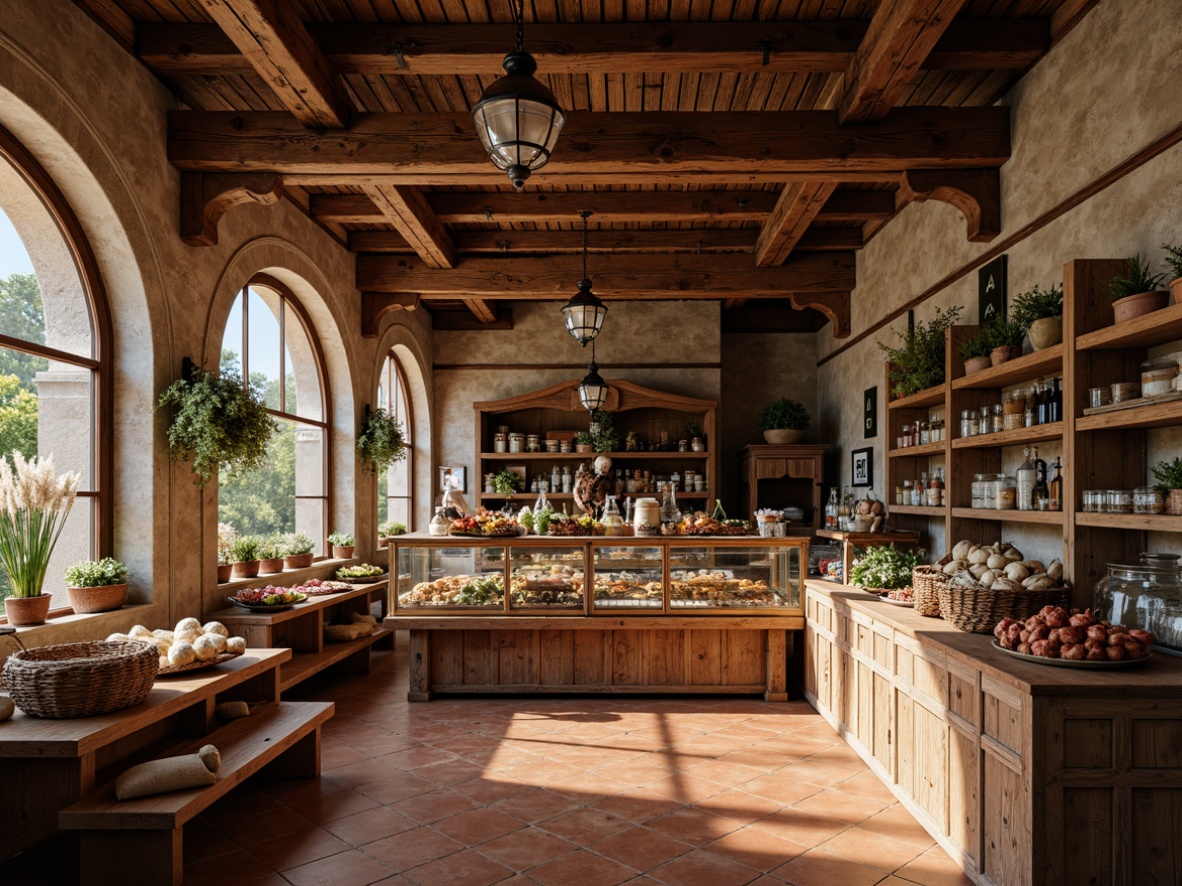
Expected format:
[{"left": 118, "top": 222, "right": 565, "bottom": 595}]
[
  {"left": 0, "top": 0, "right": 432, "bottom": 641},
  {"left": 817, "top": 0, "right": 1182, "bottom": 567}
]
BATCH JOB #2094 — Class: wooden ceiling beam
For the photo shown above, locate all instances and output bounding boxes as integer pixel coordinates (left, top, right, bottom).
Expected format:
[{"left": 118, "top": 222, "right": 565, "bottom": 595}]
[
  {"left": 754, "top": 181, "right": 838, "bottom": 268},
  {"left": 818, "top": 191, "right": 898, "bottom": 221},
  {"left": 355, "top": 252, "right": 855, "bottom": 299},
  {"left": 465, "top": 300, "right": 499, "bottom": 323},
  {"left": 836, "top": 0, "right": 970, "bottom": 124},
  {"left": 363, "top": 185, "right": 455, "bottom": 268},
  {"left": 899, "top": 168, "right": 1000, "bottom": 242},
  {"left": 137, "top": 20, "right": 1048, "bottom": 76},
  {"left": 200, "top": 0, "right": 348, "bottom": 129},
  {"left": 168, "top": 108, "right": 1011, "bottom": 178}
]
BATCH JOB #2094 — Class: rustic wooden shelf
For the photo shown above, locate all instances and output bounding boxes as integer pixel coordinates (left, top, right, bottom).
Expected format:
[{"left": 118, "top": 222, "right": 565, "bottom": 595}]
[
  {"left": 951, "top": 344, "right": 1064, "bottom": 389},
  {"left": 1076, "top": 399, "right": 1182, "bottom": 431},
  {"left": 950, "top": 422, "right": 1063, "bottom": 449},
  {"left": 950, "top": 507, "right": 1065, "bottom": 524},
  {"left": 1074, "top": 512, "right": 1182, "bottom": 532},
  {"left": 887, "top": 441, "right": 946, "bottom": 458},
  {"left": 481, "top": 451, "right": 709, "bottom": 460},
  {"left": 1076, "top": 301, "right": 1182, "bottom": 351},
  {"left": 887, "top": 383, "right": 945, "bottom": 410},
  {"left": 890, "top": 505, "right": 945, "bottom": 517},
  {"left": 479, "top": 491, "right": 710, "bottom": 501}
]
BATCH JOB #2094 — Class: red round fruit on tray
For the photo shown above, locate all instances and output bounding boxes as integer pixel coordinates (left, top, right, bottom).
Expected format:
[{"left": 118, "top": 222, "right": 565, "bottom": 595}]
[{"left": 992, "top": 608, "right": 1154, "bottom": 662}]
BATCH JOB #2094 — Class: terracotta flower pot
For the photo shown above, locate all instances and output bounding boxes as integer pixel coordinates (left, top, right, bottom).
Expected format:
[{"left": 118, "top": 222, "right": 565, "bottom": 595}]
[
  {"left": 990, "top": 346, "right": 1016, "bottom": 366},
  {"left": 1168, "top": 489, "right": 1182, "bottom": 516},
  {"left": 284, "top": 553, "right": 313, "bottom": 569},
  {"left": 231, "top": 560, "right": 260, "bottom": 579},
  {"left": 217, "top": 563, "right": 233, "bottom": 583},
  {"left": 575, "top": 443, "right": 593, "bottom": 453},
  {"left": 964, "top": 355, "right": 991, "bottom": 375},
  {"left": 332, "top": 545, "right": 355, "bottom": 559},
  {"left": 258, "top": 557, "right": 286, "bottom": 574},
  {"left": 1171, "top": 278, "right": 1182, "bottom": 304},
  {"left": 1112, "top": 290, "right": 1169, "bottom": 324},
  {"left": 4, "top": 594, "right": 52, "bottom": 626},
  {"left": 377, "top": 537, "right": 388, "bottom": 549},
  {"left": 1028, "top": 316, "right": 1063, "bottom": 350},
  {"left": 763, "top": 428, "right": 805, "bottom": 445},
  {"left": 66, "top": 583, "right": 127, "bottom": 614}
]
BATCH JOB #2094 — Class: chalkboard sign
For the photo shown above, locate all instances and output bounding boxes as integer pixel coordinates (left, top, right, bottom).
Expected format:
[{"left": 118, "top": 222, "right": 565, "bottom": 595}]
[
  {"left": 979, "top": 255, "right": 1008, "bottom": 325},
  {"left": 864, "top": 386, "right": 877, "bottom": 439}
]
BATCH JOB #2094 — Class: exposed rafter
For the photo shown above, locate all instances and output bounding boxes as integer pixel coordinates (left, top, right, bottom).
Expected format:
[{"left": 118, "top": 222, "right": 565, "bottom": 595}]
[
  {"left": 137, "top": 19, "right": 1049, "bottom": 77},
  {"left": 363, "top": 185, "right": 455, "bottom": 269},
  {"left": 755, "top": 182, "right": 839, "bottom": 268}
]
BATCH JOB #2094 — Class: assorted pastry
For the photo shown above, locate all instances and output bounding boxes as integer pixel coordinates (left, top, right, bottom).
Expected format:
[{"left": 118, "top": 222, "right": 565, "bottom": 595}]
[{"left": 401, "top": 574, "right": 505, "bottom": 606}]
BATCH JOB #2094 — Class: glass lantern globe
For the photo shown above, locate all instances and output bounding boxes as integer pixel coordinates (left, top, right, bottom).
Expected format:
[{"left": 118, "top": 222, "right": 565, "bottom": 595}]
[
  {"left": 578, "top": 362, "right": 610, "bottom": 411},
  {"left": 561, "top": 280, "right": 608, "bottom": 346},
  {"left": 472, "top": 51, "right": 565, "bottom": 189}
]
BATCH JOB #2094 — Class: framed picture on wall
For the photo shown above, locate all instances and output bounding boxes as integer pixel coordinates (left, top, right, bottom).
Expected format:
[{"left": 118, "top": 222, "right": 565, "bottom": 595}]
[
  {"left": 439, "top": 464, "right": 467, "bottom": 494},
  {"left": 851, "top": 447, "right": 873, "bottom": 488}
]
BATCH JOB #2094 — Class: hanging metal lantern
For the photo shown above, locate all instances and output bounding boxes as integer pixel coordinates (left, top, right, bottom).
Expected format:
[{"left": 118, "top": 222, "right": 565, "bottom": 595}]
[{"left": 561, "top": 211, "right": 607, "bottom": 345}]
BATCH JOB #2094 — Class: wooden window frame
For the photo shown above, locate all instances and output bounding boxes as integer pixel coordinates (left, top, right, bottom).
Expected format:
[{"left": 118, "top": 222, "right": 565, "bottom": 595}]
[{"left": 379, "top": 352, "right": 414, "bottom": 530}]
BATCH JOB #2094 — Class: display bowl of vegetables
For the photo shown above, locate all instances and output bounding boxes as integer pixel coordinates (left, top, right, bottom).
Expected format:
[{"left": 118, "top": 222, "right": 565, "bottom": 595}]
[
  {"left": 335, "top": 563, "right": 388, "bottom": 583},
  {"left": 229, "top": 586, "right": 308, "bottom": 611}
]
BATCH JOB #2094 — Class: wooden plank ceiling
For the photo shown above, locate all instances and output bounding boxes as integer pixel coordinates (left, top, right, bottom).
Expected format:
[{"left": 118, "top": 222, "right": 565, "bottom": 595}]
[{"left": 75, "top": 0, "right": 1099, "bottom": 335}]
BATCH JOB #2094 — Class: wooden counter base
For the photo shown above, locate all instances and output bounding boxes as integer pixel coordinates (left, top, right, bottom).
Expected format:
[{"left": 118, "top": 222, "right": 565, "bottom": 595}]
[
  {"left": 386, "top": 616, "right": 802, "bottom": 702},
  {"left": 804, "top": 579, "right": 1182, "bottom": 886}
]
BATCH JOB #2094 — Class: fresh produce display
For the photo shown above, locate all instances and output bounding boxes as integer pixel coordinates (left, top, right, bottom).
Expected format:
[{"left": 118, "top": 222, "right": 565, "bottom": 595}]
[
  {"left": 449, "top": 513, "right": 520, "bottom": 537},
  {"left": 402, "top": 574, "right": 505, "bottom": 606},
  {"left": 886, "top": 587, "right": 914, "bottom": 603},
  {"left": 299, "top": 578, "right": 353, "bottom": 595},
  {"left": 994, "top": 606, "right": 1153, "bottom": 661},
  {"left": 677, "top": 513, "right": 751, "bottom": 536},
  {"left": 232, "top": 587, "right": 308, "bottom": 606},
  {"left": 942, "top": 539, "right": 1064, "bottom": 591},
  {"left": 336, "top": 563, "right": 385, "bottom": 579},
  {"left": 849, "top": 545, "right": 920, "bottom": 592},
  {"left": 548, "top": 514, "right": 605, "bottom": 536},
  {"left": 107, "top": 618, "right": 247, "bottom": 670}
]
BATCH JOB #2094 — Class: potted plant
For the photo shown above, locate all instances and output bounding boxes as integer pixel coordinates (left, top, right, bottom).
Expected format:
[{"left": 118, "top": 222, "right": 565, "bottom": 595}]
[
  {"left": 356, "top": 405, "right": 407, "bottom": 472},
  {"left": 157, "top": 364, "right": 277, "bottom": 488},
  {"left": 328, "top": 531, "right": 355, "bottom": 559},
  {"left": 1109, "top": 254, "right": 1169, "bottom": 324},
  {"left": 0, "top": 453, "right": 81, "bottom": 626},
  {"left": 1012, "top": 283, "right": 1064, "bottom": 350},
  {"left": 493, "top": 470, "right": 522, "bottom": 496},
  {"left": 574, "top": 432, "right": 594, "bottom": 453},
  {"left": 588, "top": 410, "right": 618, "bottom": 453},
  {"left": 63, "top": 557, "right": 129, "bottom": 614},
  {"left": 228, "top": 535, "right": 261, "bottom": 579},
  {"left": 757, "top": 397, "right": 810, "bottom": 445},
  {"left": 216, "top": 522, "right": 236, "bottom": 582},
  {"left": 377, "top": 520, "right": 406, "bottom": 548},
  {"left": 958, "top": 332, "right": 992, "bottom": 375},
  {"left": 257, "top": 539, "right": 285, "bottom": 575},
  {"left": 877, "top": 305, "right": 963, "bottom": 398},
  {"left": 986, "top": 316, "right": 1028, "bottom": 365},
  {"left": 281, "top": 532, "right": 316, "bottom": 569},
  {"left": 1151, "top": 457, "right": 1182, "bottom": 516},
  {"left": 1164, "top": 243, "right": 1182, "bottom": 304}
]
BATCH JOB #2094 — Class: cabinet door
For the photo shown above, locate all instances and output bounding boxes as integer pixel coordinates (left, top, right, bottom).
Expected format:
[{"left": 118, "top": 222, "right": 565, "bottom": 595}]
[{"left": 913, "top": 698, "right": 949, "bottom": 834}]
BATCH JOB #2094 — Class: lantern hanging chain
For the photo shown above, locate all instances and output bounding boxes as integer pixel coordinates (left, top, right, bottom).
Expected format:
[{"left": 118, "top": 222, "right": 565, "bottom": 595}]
[
  {"left": 515, "top": 0, "right": 525, "bottom": 53},
  {"left": 581, "top": 211, "right": 590, "bottom": 282}
]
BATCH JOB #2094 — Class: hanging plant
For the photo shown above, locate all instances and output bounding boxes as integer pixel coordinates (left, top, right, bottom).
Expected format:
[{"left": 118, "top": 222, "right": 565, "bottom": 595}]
[
  {"left": 356, "top": 405, "right": 407, "bottom": 472},
  {"left": 157, "top": 364, "right": 277, "bottom": 488}
]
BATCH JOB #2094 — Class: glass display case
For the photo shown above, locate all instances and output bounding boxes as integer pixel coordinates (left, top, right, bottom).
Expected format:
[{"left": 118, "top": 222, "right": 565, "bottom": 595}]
[
  {"left": 591, "top": 544, "right": 665, "bottom": 611},
  {"left": 509, "top": 546, "right": 586, "bottom": 612},
  {"left": 669, "top": 544, "right": 801, "bottom": 612},
  {"left": 396, "top": 542, "right": 508, "bottom": 611}
]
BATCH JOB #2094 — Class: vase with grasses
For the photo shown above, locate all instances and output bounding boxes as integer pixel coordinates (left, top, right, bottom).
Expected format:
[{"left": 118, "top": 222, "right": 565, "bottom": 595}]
[{"left": 0, "top": 452, "right": 82, "bottom": 626}]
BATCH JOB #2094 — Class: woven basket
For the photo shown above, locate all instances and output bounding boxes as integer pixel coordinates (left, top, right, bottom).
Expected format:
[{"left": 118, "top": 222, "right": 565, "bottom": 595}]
[
  {"left": 2, "top": 640, "right": 158, "bottom": 719},
  {"left": 912, "top": 555, "right": 952, "bottom": 618},
  {"left": 938, "top": 582, "right": 1071, "bottom": 633}
]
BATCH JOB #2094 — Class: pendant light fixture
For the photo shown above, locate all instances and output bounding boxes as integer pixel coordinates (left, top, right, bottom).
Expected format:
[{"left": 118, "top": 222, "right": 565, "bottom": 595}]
[
  {"left": 471, "top": 0, "right": 565, "bottom": 189},
  {"left": 561, "top": 211, "right": 608, "bottom": 346},
  {"left": 578, "top": 339, "right": 610, "bottom": 411}
]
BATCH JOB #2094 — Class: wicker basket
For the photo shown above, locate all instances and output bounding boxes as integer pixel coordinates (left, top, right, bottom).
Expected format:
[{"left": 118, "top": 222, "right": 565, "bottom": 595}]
[
  {"left": 2, "top": 640, "right": 158, "bottom": 719},
  {"left": 937, "top": 582, "right": 1071, "bottom": 633},
  {"left": 912, "top": 555, "right": 952, "bottom": 618}
]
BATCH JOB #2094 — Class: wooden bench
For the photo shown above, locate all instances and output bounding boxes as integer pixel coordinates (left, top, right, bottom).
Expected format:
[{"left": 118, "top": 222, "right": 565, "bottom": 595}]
[{"left": 59, "top": 699, "right": 334, "bottom": 886}]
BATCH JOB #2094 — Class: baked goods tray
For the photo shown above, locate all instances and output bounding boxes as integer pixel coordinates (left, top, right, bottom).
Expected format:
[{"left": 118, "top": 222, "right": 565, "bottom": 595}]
[{"left": 157, "top": 650, "right": 244, "bottom": 677}]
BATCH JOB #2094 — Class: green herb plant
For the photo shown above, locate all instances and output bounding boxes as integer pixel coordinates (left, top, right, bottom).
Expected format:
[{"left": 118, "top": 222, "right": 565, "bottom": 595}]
[
  {"left": 156, "top": 366, "right": 277, "bottom": 488},
  {"left": 877, "top": 305, "right": 963, "bottom": 398},
  {"left": 228, "top": 535, "right": 261, "bottom": 563},
  {"left": 985, "top": 315, "right": 1028, "bottom": 350},
  {"left": 587, "top": 409, "right": 618, "bottom": 452},
  {"left": 1109, "top": 255, "right": 1168, "bottom": 302},
  {"left": 356, "top": 406, "right": 406, "bottom": 472},
  {"left": 256, "top": 539, "right": 283, "bottom": 561},
  {"left": 328, "top": 531, "right": 354, "bottom": 547},
  {"left": 281, "top": 532, "right": 316, "bottom": 556},
  {"left": 757, "top": 397, "right": 810, "bottom": 431},
  {"left": 1151, "top": 457, "right": 1182, "bottom": 495},
  {"left": 958, "top": 332, "right": 992, "bottom": 361},
  {"left": 217, "top": 522, "right": 237, "bottom": 565},
  {"left": 1010, "top": 284, "right": 1063, "bottom": 328},
  {"left": 1163, "top": 244, "right": 1182, "bottom": 282},
  {"left": 64, "top": 557, "right": 129, "bottom": 588},
  {"left": 849, "top": 545, "right": 921, "bottom": 591},
  {"left": 378, "top": 521, "right": 406, "bottom": 537},
  {"left": 493, "top": 471, "right": 522, "bottom": 495}
]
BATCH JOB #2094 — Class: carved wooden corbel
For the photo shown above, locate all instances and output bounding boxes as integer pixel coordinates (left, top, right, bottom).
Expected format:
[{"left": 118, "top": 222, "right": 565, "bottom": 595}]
[
  {"left": 180, "top": 173, "right": 284, "bottom": 246},
  {"left": 899, "top": 169, "right": 1001, "bottom": 243},
  {"left": 361, "top": 292, "right": 420, "bottom": 337},
  {"left": 790, "top": 291, "right": 850, "bottom": 338}
]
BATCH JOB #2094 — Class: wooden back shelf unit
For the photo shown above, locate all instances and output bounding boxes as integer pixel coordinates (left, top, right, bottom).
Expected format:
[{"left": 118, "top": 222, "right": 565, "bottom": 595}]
[{"left": 474, "top": 378, "right": 717, "bottom": 510}]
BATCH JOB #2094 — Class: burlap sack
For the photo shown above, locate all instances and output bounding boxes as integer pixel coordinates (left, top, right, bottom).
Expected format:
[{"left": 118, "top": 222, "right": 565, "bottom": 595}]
[
  {"left": 215, "top": 701, "right": 250, "bottom": 721},
  {"left": 350, "top": 613, "right": 378, "bottom": 626},
  {"left": 324, "top": 623, "right": 371, "bottom": 642},
  {"left": 115, "top": 744, "right": 221, "bottom": 800}
]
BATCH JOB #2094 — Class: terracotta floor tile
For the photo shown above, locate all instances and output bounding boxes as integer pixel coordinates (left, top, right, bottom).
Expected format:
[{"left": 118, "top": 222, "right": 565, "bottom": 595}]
[
  {"left": 181, "top": 849, "right": 279, "bottom": 886},
  {"left": 450, "top": 777, "right": 533, "bottom": 805},
  {"left": 290, "top": 787, "right": 382, "bottom": 822},
  {"left": 704, "top": 825, "right": 809, "bottom": 871},
  {"left": 684, "top": 760, "right": 768, "bottom": 787},
  {"left": 402, "top": 849, "right": 514, "bottom": 886},
  {"left": 541, "top": 808, "right": 633, "bottom": 842},
  {"left": 749, "top": 809, "right": 850, "bottom": 849},
  {"left": 433, "top": 808, "right": 525, "bottom": 845},
  {"left": 725, "top": 773, "right": 822, "bottom": 807},
  {"left": 358, "top": 772, "right": 439, "bottom": 805},
  {"left": 809, "top": 826, "right": 925, "bottom": 873},
  {"left": 891, "top": 846, "right": 976, "bottom": 886},
  {"left": 328, "top": 758, "right": 408, "bottom": 790},
  {"left": 410, "top": 759, "right": 488, "bottom": 786},
  {"left": 696, "top": 788, "right": 784, "bottom": 822},
  {"left": 283, "top": 849, "right": 395, "bottom": 886},
  {"left": 378, "top": 744, "right": 460, "bottom": 770},
  {"left": 364, "top": 826, "right": 465, "bottom": 871},
  {"left": 590, "top": 826, "right": 693, "bottom": 872},
  {"left": 770, "top": 852, "right": 885, "bottom": 886},
  {"left": 325, "top": 806, "right": 419, "bottom": 846},
  {"left": 527, "top": 849, "right": 638, "bottom": 886},
  {"left": 250, "top": 826, "right": 352, "bottom": 871},
  {"left": 204, "top": 784, "right": 285, "bottom": 822},
  {"left": 789, "top": 787, "right": 890, "bottom": 824},
  {"left": 184, "top": 822, "right": 241, "bottom": 862},
  {"left": 647, "top": 849, "right": 760, "bottom": 886},
  {"left": 477, "top": 826, "right": 578, "bottom": 870},
  {"left": 857, "top": 804, "right": 937, "bottom": 852},
  {"left": 779, "top": 759, "right": 869, "bottom": 788},
  {"left": 490, "top": 788, "right": 583, "bottom": 822},
  {"left": 831, "top": 769, "right": 900, "bottom": 805},
  {"left": 642, "top": 774, "right": 729, "bottom": 805},
  {"left": 392, "top": 788, "right": 480, "bottom": 823},
  {"left": 595, "top": 789, "right": 688, "bottom": 823},
  {"left": 645, "top": 808, "right": 743, "bottom": 846}
]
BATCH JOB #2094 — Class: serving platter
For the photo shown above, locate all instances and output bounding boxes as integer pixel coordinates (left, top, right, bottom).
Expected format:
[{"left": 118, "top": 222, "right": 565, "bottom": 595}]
[
  {"left": 228, "top": 595, "right": 306, "bottom": 612},
  {"left": 157, "top": 650, "right": 244, "bottom": 676},
  {"left": 335, "top": 573, "right": 389, "bottom": 584},
  {"left": 991, "top": 640, "right": 1152, "bottom": 669},
  {"left": 880, "top": 596, "right": 916, "bottom": 607}
]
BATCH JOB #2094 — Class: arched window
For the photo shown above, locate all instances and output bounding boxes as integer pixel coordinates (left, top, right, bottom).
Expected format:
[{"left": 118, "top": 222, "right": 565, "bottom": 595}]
[
  {"left": 218, "top": 275, "right": 330, "bottom": 554},
  {"left": 0, "top": 127, "right": 111, "bottom": 611},
  {"left": 377, "top": 352, "right": 413, "bottom": 529}
]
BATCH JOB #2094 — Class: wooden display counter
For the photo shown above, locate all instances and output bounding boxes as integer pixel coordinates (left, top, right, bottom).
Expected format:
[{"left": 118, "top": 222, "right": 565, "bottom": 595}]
[{"left": 804, "top": 579, "right": 1182, "bottom": 886}]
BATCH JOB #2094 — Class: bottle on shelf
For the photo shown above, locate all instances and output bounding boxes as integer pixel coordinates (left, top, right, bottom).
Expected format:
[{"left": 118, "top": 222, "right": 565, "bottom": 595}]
[
  {"left": 1036, "top": 378, "right": 1049, "bottom": 425},
  {"left": 825, "top": 487, "right": 839, "bottom": 529},
  {"left": 1024, "top": 381, "right": 1038, "bottom": 427},
  {"left": 1016, "top": 447, "right": 1036, "bottom": 511},
  {"left": 1049, "top": 377, "right": 1062, "bottom": 424},
  {"left": 1049, "top": 457, "right": 1063, "bottom": 511},
  {"left": 1032, "top": 447, "right": 1049, "bottom": 510}
]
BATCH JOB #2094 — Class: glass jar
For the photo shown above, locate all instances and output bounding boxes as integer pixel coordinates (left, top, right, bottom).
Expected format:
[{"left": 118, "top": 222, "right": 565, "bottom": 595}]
[
  {"left": 1094, "top": 557, "right": 1182, "bottom": 651},
  {"left": 1082, "top": 489, "right": 1099, "bottom": 512},
  {"left": 992, "top": 403, "right": 1004, "bottom": 434},
  {"left": 901, "top": 424, "right": 912, "bottom": 448},
  {"left": 1134, "top": 486, "right": 1165, "bottom": 514},
  {"left": 960, "top": 409, "right": 973, "bottom": 439},
  {"left": 1003, "top": 389, "right": 1026, "bottom": 430},
  {"left": 1141, "top": 358, "right": 1178, "bottom": 397},
  {"left": 429, "top": 507, "right": 450, "bottom": 536},
  {"left": 508, "top": 432, "right": 525, "bottom": 453},
  {"left": 493, "top": 433, "right": 507, "bottom": 453},
  {"left": 995, "top": 475, "right": 1017, "bottom": 510},
  {"left": 1088, "top": 387, "right": 1111, "bottom": 409},
  {"left": 919, "top": 420, "right": 930, "bottom": 446},
  {"left": 1111, "top": 382, "right": 1139, "bottom": 403},
  {"left": 971, "top": 473, "right": 987, "bottom": 509},
  {"left": 1106, "top": 489, "right": 1133, "bottom": 513}
]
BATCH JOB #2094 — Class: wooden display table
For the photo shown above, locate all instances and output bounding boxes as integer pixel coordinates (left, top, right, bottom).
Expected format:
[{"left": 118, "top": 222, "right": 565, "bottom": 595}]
[
  {"left": 804, "top": 580, "right": 1182, "bottom": 886},
  {"left": 815, "top": 528, "right": 921, "bottom": 584},
  {"left": 738, "top": 444, "right": 827, "bottom": 528},
  {"left": 0, "top": 649, "right": 292, "bottom": 861},
  {"left": 207, "top": 581, "right": 392, "bottom": 693}
]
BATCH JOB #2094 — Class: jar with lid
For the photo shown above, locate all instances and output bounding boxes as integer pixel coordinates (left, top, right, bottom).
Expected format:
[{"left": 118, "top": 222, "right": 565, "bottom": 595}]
[
  {"left": 925, "top": 470, "right": 943, "bottom": 507},
  {"left": 971, "top": 473, "right": 988, "bottom": 509},
  {"left": 1106, "top": 489, "right": 1133, "bottom": 513},
  {"left": 1134, "top": 486, "right": 1164, "bottom": 514},
  {"left": 901, "top": 481, "right": 913, "bottom": 508},
  {"left": 1094, "top": 554, "right": 1182, "bottom": 651},
  {"left": 995, "top": 475, "right": 1017, "bottom": 510},
  {"left": 992, "top": 403, "right": 1004, "bottom": 434},
  {"left": 960, "top": 409, "right": 973, "bottom": 439},
  {"left": 919, "top": 419, "right": 930, "bottom": 446},
  {"left": 429, "top": 506, "right": 450, "bottom": 536},
  {"left": 1003, "top": 389, "right": 1026, "bottom": 430},
  {"left": 493, "top": 433, "right": 507, "bottom": 453},
  {"left": 1141, "top": 358, "right": 1178, "bottom": 397}
]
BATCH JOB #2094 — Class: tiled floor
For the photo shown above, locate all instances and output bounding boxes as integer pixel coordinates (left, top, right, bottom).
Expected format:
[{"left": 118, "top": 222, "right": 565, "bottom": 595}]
[{"left": 0, "top": 637, "right": 973, "bottom": 886}]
